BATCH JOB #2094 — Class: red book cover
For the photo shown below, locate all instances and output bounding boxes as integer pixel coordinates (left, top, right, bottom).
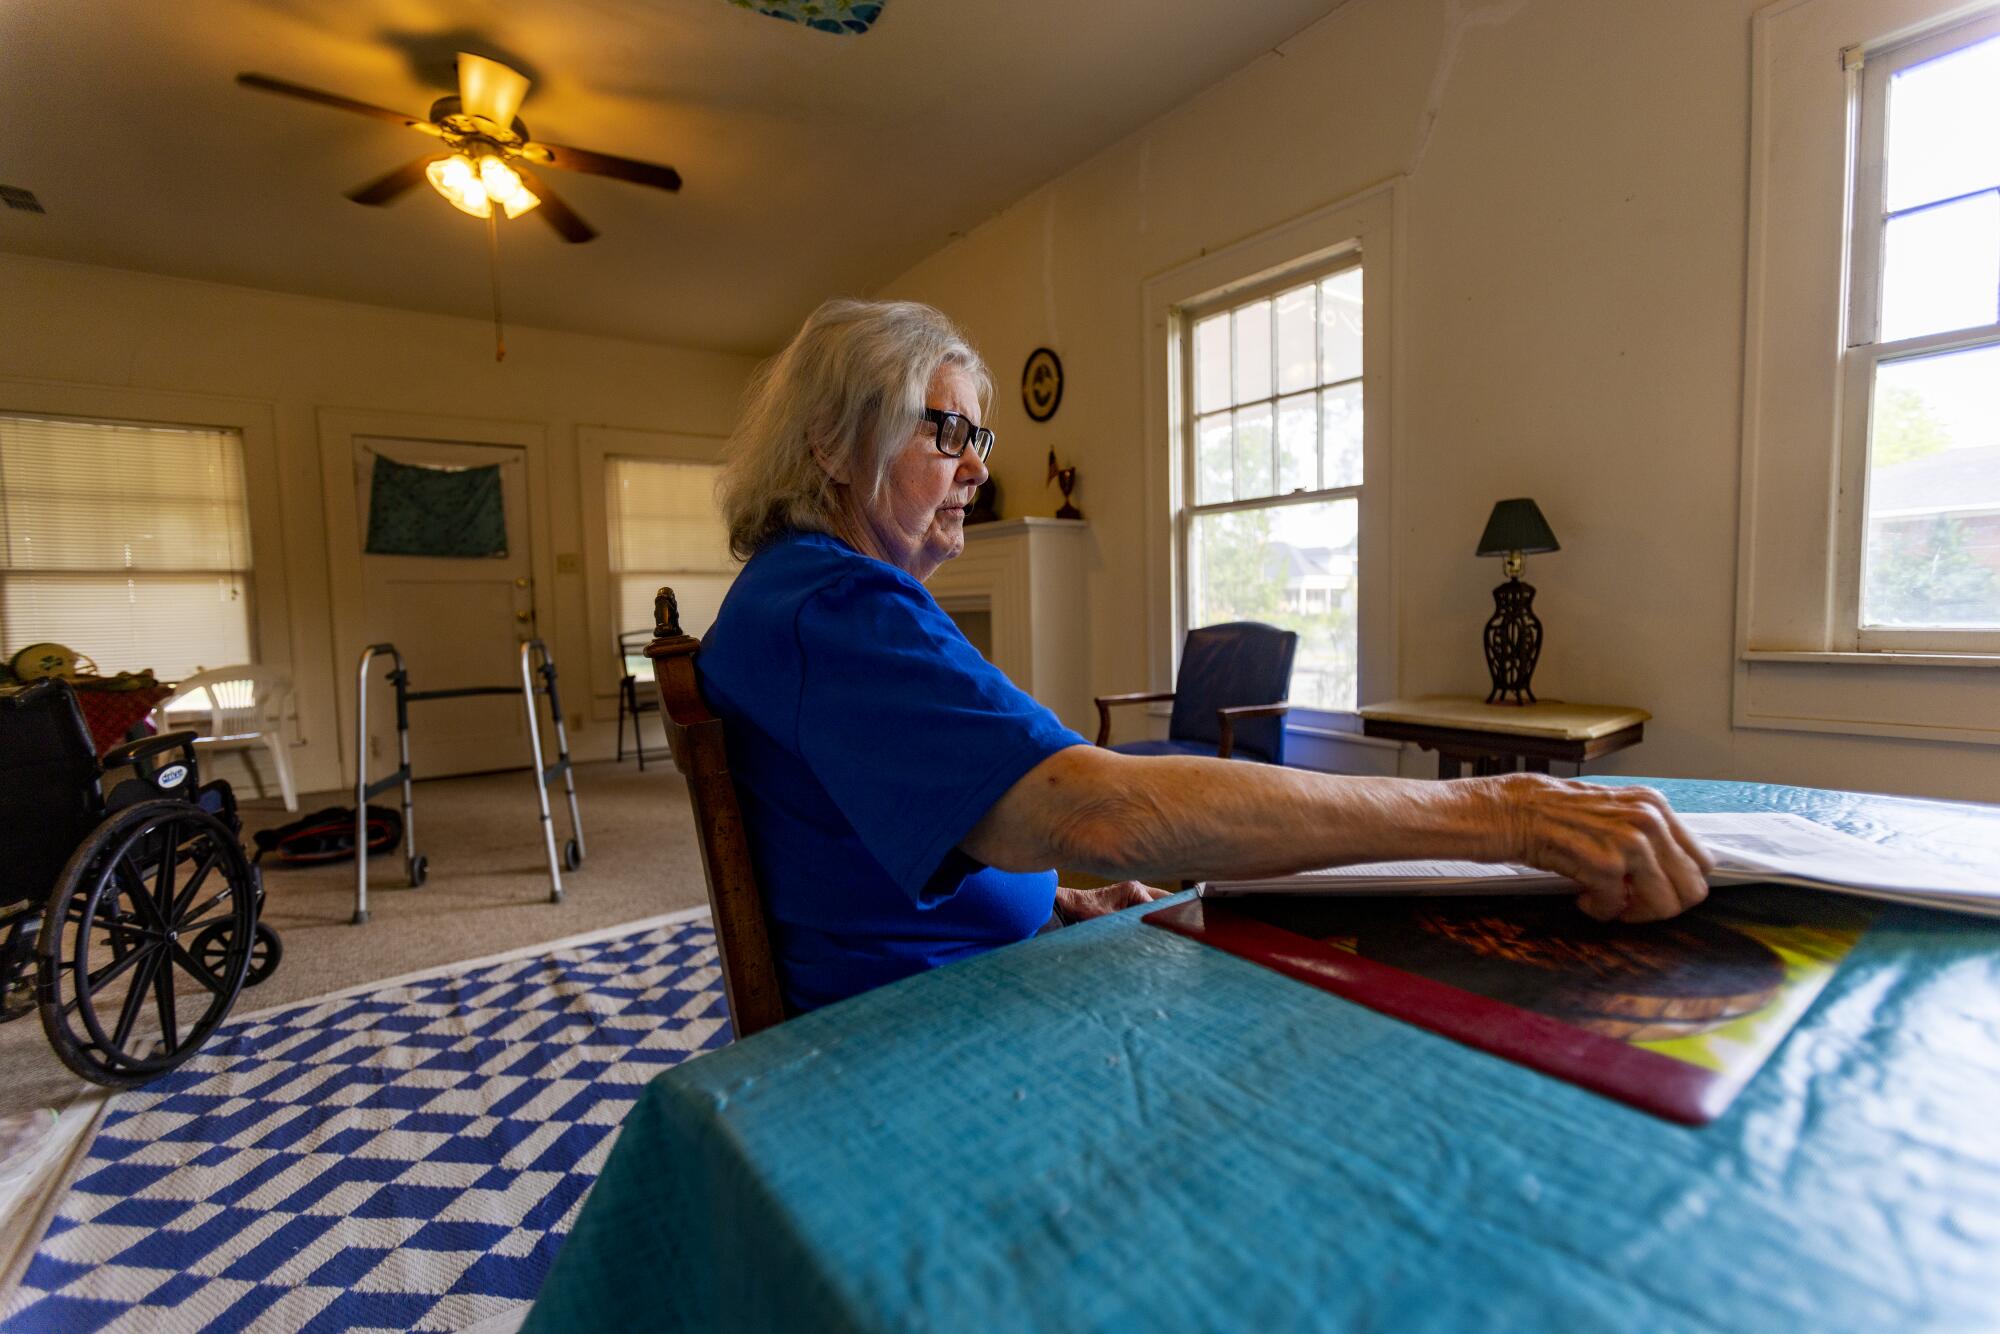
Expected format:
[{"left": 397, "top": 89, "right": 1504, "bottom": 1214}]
[{"left": 1144, "top": 886, "right": 1871, "bottom": 1125}]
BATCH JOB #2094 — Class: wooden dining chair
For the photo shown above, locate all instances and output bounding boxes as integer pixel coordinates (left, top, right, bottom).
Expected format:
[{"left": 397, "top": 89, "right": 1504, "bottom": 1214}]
[{"left": 645, "top": 586, "right": 789, "bottom": 1040}]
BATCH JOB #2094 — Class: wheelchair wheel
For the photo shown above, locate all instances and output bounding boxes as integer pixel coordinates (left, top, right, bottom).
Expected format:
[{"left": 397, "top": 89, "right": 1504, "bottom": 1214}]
[
  {"left": 37, "top": 799, "right": 257, "bottom": 1089},
  {"left": 192, "top": 919, "right": 282, "bottom": 989},
  {"left": 563, "top": 839, "right": 583, "bottom": 872}
]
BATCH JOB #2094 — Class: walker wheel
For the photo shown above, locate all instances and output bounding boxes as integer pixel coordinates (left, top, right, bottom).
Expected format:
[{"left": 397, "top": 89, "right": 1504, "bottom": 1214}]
[
  {"left": 563, "top": 839, "right": 583, "bottom": 872},
  {"left": 409, "top": 855, "right": 428, "bottom": 888}
]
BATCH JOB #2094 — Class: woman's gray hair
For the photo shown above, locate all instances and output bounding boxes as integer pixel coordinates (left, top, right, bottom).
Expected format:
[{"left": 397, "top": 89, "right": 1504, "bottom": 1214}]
[{"left": 719, "top": 298, "right": 992, "bottom": 560}]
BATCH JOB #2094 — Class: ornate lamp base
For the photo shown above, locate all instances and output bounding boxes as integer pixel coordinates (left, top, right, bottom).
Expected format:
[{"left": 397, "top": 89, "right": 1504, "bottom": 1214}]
[{"left": 1483, "top": 576, "right": 1543, "bottom": 705}]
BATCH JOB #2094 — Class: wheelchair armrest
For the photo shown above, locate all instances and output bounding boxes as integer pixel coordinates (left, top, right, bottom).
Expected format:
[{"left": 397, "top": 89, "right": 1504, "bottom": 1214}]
[
  {"left": 1093, "top": 691, "right": 1176, "bottom": 746},
  {"left": 103, "top": 730, "right": 198, "bottom": 771},
  {"left": 1215, "top": 702, "right": 1290, "bottom": 761}
]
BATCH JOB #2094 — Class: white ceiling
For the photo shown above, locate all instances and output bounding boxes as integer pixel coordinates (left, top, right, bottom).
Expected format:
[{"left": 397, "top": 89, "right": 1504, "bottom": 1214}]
[{"left": 0, "top": 0, "right": 1343, "bottom": 353}]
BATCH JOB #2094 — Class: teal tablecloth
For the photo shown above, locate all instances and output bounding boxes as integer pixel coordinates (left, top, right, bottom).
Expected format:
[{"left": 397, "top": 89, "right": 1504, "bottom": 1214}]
[{"left": 527, "top": 779, "right": 2000, "bottom": 1331}]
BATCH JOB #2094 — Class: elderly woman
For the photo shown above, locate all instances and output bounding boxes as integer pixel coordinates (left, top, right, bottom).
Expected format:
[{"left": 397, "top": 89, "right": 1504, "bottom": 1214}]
[{"left": 703, "top": 299, "right": 1712, "bottom": 1013}]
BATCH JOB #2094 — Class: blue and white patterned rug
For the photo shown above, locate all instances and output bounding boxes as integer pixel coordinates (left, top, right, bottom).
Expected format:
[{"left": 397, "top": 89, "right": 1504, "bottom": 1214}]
[{"left": 3, "top": 910, "right": 730, "bottom": 1333}]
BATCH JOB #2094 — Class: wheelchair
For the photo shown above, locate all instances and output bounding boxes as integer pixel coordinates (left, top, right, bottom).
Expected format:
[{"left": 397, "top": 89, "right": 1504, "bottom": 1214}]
[{"left": 1, "top": 679, "right": 281, "bottom": 1088}]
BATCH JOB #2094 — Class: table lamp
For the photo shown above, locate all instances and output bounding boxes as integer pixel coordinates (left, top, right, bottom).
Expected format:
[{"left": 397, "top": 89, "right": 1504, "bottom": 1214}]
[{"left": 1476, "top": 498, "right": 1559, "bottom": 705}]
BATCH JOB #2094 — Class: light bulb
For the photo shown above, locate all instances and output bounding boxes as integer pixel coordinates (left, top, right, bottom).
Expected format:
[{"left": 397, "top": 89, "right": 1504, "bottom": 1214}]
[
  {"left": 479, "top": 156, "right": 542, "bottom": 219},
  {"left": 478, "top": 156, "right": 519, "bottom": 195},
  {"left": 426, "top": 154, "right": 492, "bottom": 218}
]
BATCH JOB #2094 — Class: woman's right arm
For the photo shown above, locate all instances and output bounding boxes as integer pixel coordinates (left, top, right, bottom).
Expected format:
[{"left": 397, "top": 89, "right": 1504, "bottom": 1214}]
[{"left": 959, "top": 745, "right": 1712, "bottom": 923}]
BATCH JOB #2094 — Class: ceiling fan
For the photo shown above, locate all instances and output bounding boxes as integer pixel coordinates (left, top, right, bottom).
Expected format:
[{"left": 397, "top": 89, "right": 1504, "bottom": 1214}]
[{"left": 236, "top": 52, "right": 683, "bottom": 244}]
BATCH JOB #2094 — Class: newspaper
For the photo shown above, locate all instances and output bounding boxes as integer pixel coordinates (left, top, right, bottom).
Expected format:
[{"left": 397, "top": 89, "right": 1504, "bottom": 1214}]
[{"left": 1200, "top": 812, "right": 2000, "bottom": 917}]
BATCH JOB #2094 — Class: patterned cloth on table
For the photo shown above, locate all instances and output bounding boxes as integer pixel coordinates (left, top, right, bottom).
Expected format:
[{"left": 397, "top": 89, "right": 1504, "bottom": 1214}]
[{"left": 72, "top": 684, "right": 172, "bottom": 756}]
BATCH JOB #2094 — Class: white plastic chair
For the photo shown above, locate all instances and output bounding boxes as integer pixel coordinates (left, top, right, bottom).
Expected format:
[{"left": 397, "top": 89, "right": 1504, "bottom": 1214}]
[{"left": 150, "top": 666, "right": 298, "bottom": 811}]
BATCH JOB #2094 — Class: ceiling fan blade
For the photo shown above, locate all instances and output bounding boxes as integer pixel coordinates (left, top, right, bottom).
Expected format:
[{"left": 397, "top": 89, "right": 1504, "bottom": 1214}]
[
  {"left": 235, "top": 73, "right": 427, "bottom": 129},
  {"left": 346, "top": 156, "right": 442, "bottom": 207},
  {"left": 457, "top": 52, "right": 531, "bottom": 127},
  {"left": 521, "top": 140, "right": 681, "bottom": 193},
  {"left": 517, "top": 168, "right": 598, "bottom": 243}
]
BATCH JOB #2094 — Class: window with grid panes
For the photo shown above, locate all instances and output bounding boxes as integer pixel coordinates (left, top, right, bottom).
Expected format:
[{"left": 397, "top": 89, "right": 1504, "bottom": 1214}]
[
  {"left": 1183, "top": 262, "right": 1364, "bottom": 711},
  {"left": 0, "top": 413, "right": 253, "bottom": 679},
  {"left": 606, "top": 457, "right": 734, "bottom": 673},
  {"left": 1847, "top": 14, "right": 2000, "bottom": 643}
]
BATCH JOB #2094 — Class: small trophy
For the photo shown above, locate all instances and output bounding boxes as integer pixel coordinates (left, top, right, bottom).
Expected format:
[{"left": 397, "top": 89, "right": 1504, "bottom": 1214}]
[{"left": 1046, "top": 448, "right": 1082, "bottom": 520}]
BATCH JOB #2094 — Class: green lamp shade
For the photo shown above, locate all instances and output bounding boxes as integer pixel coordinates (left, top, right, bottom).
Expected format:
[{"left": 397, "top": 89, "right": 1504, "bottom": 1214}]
[{"left": 1476, "top": 498, "right": 1560, "bottom": 557}]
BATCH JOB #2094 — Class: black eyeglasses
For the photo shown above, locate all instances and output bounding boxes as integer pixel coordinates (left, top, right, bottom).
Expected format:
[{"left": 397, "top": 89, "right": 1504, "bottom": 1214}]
[{"left": 920, "top": 408, "right": 995, "bottom": 462}]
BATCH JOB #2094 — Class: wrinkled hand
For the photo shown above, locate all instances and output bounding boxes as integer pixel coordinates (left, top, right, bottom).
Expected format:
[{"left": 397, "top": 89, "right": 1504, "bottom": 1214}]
[
  {"left": 1055, "top": 880, "right": 1170, "bottom": 923},
  {"left": 1494, "top": 775, "right": 1715, "bottom": 923}
]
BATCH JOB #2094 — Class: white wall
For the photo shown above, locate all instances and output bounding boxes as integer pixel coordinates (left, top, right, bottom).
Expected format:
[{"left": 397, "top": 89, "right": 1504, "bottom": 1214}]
[
  {"left": 876, "top": 0, "right": 2000, "bottom": 803},
  {"left": 0, "top": 252, "right": 759, "bottom": 799}
]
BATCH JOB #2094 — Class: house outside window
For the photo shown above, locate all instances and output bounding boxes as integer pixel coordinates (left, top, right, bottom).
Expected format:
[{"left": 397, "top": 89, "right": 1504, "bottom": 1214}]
[
  {"left": 1182, "top": 263, "right": 1366, "bottom": 711},
  {"left": 1847, "top": 14, "right": 2000, "bottom": 646},
  {"left": 0, "top": 413, "right": 253, "bottom": 680}
]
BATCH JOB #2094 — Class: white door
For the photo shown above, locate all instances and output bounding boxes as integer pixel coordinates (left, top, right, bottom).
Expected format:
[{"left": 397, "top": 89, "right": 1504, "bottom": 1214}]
[{"left": 355, "top": 436, "right": 535, "bottom": 779}]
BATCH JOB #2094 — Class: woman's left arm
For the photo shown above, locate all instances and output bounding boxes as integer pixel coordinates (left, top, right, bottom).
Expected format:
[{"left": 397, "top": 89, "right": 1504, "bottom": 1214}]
[{"left": 962, "top": 743, "right": 1712, "bottom": 925}]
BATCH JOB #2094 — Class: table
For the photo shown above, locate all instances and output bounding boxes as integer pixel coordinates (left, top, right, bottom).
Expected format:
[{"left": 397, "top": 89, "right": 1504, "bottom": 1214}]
[
  {"left": 1359, "top": 694, "right": 1650, "bottom": 778},
  {"left": 527, "top": 779, "right": 2000, "bottom": 1332}
]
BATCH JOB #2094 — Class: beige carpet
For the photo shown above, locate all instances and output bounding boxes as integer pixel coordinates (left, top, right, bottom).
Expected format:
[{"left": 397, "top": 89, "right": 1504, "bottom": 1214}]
[{"left": 0, "top": 757, "right": 707, "bottom": 1122}]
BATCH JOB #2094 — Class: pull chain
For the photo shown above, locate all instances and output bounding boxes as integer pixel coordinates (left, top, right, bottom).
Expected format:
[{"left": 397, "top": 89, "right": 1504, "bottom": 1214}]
[{"left": 486, "top": 210, "right": 507, "bottom": 363}]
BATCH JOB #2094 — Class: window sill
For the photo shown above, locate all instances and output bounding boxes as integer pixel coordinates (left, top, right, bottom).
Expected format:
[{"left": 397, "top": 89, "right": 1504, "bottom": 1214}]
[
  {"left": 1735, "top": 651, "right": 2000, "bottom": 747},
  {"left": 1742, "top": 649, "right": 2000, "bottom": 669}
]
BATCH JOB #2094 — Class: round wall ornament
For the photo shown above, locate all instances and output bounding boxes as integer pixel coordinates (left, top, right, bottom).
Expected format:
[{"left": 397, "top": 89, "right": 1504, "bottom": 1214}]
[{"left": 1021, "top": 347, "right": 1064, "bottom": 422}]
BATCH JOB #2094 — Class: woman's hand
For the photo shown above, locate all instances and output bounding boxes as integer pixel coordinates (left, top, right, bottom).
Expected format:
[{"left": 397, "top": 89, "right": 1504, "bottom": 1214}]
[
  {"left": 1055, "top": 881, "right": 1169, "bottom": 923},
  {"left": 1489, "top": 774, "right": 1715, "bottom": 924}
]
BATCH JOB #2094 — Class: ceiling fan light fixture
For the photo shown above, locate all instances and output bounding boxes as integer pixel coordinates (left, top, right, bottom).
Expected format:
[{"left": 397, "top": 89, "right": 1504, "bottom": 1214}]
[{"left": 424, "top": 152, "right": 539, "bottom": 220}]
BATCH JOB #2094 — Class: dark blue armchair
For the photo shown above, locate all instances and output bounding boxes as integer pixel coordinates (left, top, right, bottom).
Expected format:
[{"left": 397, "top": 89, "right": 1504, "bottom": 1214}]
[{"left": 1094, "top": 622, "right": 1298, "bottom": 764}]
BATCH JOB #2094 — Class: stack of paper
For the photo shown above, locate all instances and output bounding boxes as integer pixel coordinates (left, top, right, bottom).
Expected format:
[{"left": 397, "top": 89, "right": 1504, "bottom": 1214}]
[{"left": 1201, "top": 812, "right": 2000, "bottom": 918}]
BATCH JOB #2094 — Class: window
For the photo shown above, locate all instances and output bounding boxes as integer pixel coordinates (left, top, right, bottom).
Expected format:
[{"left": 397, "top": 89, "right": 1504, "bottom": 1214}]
[
  {"left": 1737, "top": 0, "right": 2000, "bottom": 744},
  {"left": 1181, "top": 261, "right": 1366, "bottom": 711},
  {"left": 1845, "top": 14, "right": 2000, "bottom": 646},
  {"left": 606, "top": 457, "right": 734, "bottom": 664},
  {"left": 1143, "top": 186, "right": 1394, "bottom": 759},
  {"left": 0, "top": 413, "right": 253, "bottom": 679}
]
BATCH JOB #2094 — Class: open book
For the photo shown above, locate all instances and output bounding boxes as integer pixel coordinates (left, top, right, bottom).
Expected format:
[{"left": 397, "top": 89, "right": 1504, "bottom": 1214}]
[{"left": 1200, "top": 811, "right": 2000, "bottom": 918}]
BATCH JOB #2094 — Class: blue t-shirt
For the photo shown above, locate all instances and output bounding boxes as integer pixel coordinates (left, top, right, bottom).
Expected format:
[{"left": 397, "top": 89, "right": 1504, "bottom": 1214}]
[{"left": 697, "top": 531, "right": 1088, "bottom": 1012}]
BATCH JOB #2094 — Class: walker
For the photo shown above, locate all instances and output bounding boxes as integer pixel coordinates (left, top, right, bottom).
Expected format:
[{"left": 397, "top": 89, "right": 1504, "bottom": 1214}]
[{"left": 350, "top": 639, "right": 585, "bottom": 924}]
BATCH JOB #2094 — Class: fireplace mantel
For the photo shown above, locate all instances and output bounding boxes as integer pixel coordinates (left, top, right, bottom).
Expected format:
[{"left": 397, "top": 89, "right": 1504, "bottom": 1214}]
[{"left": 928, "top": 518, "right": 1092, "bottom": 734}]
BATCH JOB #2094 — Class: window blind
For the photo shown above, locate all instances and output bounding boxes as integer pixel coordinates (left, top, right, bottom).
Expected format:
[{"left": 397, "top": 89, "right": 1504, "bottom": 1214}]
[
  {"left": 0, "top": 413, "right": 253, "bottom": 678},
  {"left": 606, "top": 457, "right": 734, "bottom": 645}
]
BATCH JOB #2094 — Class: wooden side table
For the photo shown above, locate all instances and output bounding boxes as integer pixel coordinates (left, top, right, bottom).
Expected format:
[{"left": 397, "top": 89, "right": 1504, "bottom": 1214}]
[{"left": 1358, "top": 696, "right": 1650, "bottom": 779}]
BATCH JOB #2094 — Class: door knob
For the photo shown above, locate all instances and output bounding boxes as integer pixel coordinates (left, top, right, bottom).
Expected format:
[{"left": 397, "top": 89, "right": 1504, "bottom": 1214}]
[{"left": 514, "top": 576, "right": 531, "bottom": 589}]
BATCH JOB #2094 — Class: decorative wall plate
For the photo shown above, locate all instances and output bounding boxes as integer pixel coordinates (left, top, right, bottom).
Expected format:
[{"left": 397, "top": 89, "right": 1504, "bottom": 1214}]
[{"left": 1022, "top": 347, "right": 1063, "bottom": 422}]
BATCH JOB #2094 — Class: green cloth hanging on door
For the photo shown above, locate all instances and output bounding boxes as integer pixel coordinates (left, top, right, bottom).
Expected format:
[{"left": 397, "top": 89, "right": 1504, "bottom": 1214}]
[{"left": 365, "top": 455, "right": 509, "bottom": 558}]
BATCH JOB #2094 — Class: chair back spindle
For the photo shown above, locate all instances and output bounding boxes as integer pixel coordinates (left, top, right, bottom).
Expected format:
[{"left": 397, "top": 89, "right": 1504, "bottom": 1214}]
[{"left": 646, "top": 586, "right": 789, "bottom": 1039}]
